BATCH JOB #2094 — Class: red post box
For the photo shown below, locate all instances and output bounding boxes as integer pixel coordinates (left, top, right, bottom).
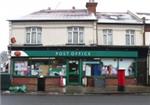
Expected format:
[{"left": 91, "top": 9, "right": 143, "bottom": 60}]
[{"left": 118, "top": 69, "right": 125, "bottom": 91}]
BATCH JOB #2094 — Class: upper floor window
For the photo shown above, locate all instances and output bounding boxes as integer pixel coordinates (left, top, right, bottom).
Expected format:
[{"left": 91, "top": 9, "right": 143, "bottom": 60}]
[
  {"left": 67, "top": 27, "right": 84, "bottom": 44},
  {"left": 26, "top": 27, "right": 42, "bottom": 44},
  {"left": 126, "top": 30, "right": 135, "bottom": 45},
  {"left": 103, "top": 29, "right": 113, "bottom": 45}
]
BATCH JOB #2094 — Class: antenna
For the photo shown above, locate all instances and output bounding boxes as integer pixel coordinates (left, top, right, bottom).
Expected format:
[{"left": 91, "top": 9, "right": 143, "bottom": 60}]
[
  {"left": 55, "top": 1, "right": 61, "bottom": 10},
  {"left": 89, "top": 0, "right": 94, "bottom": 2}
]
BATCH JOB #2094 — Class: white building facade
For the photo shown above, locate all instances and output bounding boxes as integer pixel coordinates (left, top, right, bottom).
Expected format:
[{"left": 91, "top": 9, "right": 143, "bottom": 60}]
[{"left": 8, "top": 1, "right": 149, "bottom": 91}]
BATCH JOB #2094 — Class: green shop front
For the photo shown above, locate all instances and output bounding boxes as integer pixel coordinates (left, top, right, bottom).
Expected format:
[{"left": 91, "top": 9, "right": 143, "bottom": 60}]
[{"left": 10, "top": 46, "right": 143, "bottom": 91}]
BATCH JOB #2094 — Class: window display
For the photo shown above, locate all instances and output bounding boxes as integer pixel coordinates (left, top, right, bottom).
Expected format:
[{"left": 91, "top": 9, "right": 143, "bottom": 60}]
[
  {"left": 101, "top": 58, "right": 135, "bottom": 76},
  {"left": 101, "top": 58, "right": 117, "bottom": 76},
  {"left": 119, "top": 59, "right": 135, "bottom": 76},
  {"left": 48, "top": 59, "right": 66, "bottom": 76},
  {"left": 14, "top": 61, "right": 28, "bottom": 76},
  {"left": 29, "top": 60, "right": 49, "bottom": 76},
  {"left": 13, "top": 58, "right": 135, "bottom": 77},
  {"left": 13, "top": 58, "right": 66, "bottom": 77},
  {"left": 83, "top": 58, "right": 136, "bottom": 77}
]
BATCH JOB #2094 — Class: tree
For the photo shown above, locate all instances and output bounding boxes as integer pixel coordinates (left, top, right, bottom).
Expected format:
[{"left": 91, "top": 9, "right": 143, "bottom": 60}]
[{"left": 0, "top": 51, "right": 8, "bottom": 65}]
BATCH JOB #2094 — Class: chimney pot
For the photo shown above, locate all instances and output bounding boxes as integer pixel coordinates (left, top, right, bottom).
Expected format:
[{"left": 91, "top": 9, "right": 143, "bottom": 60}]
[
  {"left": 89, "top": 0, "right": 94, "bottom": 2},
  {"left": 86, "top": 0, "right": 97, "bottom": 14},
  {"left": 48, "top": 7, "right": 51, "bottom": 10}
]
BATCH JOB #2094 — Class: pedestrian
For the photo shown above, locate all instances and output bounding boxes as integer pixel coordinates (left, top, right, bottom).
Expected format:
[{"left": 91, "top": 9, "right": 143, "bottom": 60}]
[{"left": 107, "top": 65, "right": 112, "bottom": 76}]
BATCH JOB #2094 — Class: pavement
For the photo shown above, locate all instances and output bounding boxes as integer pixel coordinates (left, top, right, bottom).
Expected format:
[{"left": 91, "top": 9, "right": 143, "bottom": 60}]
[{"left": 1, "top": 85, "right": 150, "bottom": 95}]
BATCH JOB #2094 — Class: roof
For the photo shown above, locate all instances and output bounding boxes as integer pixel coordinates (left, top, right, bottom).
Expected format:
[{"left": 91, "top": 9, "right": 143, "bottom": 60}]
[
  {"left": 96, "top": 11, "right": 142, "bottom": 24},
  {"left": 9, "top": 9, "right": 97, "bottom": 21},
  {"left": 9, "top": 8, "right": 143, "bottom": 24},
  {"left": 136, "top": 12, "right": 150, "bottom": 24}
]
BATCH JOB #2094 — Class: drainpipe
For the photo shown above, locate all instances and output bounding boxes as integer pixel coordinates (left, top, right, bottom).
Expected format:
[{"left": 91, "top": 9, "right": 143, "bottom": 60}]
[
  {"left": 147, "top": 45, "right": 150, "bottom": 85},
  {"left": 142, "top": 17, "right": 146, "bottom": 46},
  {"left": 8, "top": 21, "right": 13, "bottom": 81},
  {"left": 96, "top": 22, "right": 98, "bottom": 45}
]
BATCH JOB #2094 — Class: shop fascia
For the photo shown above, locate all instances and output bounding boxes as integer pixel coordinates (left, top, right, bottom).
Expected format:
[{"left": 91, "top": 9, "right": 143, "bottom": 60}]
[{"left": 55, "top": 51, "right": 91, "bottom": 56}]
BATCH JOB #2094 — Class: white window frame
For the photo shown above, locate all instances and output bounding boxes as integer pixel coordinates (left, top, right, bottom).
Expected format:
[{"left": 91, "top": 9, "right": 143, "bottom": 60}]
[
  {"left": 126, "top": 30, "right": 135, "bottom": 45},
  {"left": 103, "top": 29, "right": 113, "bottom": 45},
  {"left": 26, "top": 27, "right": 42, "bottom": 44},
  {"left": 67, "top": 27, "right": 84, "bottom": 44}
]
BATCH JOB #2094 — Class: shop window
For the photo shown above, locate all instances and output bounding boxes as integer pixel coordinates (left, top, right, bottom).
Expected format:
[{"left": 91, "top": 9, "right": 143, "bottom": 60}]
[
  {"left": 14, "top": 61, "right": 28, "bottom": 76},
  {"left": 119, "top": 59, "right": 136, "bottom": 76},
  {"left": 29, "top": 59, "right": 49, "bottom": 76},
  {"left": 13, "top": 58, "right": 66, "bottom": 77},
  {"left": 48, "top": 58, "right": 66, "bottom": 76},
  {"left": 83, "top": 58, "right": 136, "bottom": 77},
  {"left": 101, "top": 58, "right": 135, "bottom": 77},
  {"left": 29, "top": 59, "right": 66, "bottom": 77},
  {"left": 101, "top": 58, "right": 117, "bottom": 76}
]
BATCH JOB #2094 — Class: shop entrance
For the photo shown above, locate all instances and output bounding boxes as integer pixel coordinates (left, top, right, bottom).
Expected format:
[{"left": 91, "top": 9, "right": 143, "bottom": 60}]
[
  {"left": 68, "top": 60, "right": 80, "bottom": 85},
  {"left": 37, "top": 78, "right": 45, "bottom": 91}
]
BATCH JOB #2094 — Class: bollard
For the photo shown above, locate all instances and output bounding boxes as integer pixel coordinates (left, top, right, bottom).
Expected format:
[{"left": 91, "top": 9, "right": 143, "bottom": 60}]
[{"left": 118, "top": 69, "right": 125, "bottom": 91}]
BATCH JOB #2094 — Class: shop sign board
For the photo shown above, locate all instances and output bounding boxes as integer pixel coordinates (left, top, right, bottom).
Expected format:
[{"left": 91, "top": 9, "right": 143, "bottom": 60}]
[
  {"left": 25, "top": 50, "right": 138, "bottom": 58},
  {"left": 55, "top": 51, "right": 91, "bottom": 56}
]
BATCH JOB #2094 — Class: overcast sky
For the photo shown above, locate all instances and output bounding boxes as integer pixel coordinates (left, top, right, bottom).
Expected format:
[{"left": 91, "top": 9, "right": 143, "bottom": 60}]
[{"left": 0, "top": 0, "right": 150, "bottom": 53}]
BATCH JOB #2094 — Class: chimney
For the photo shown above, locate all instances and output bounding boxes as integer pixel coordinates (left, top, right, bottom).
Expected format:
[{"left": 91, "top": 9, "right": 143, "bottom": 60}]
[
  {"left": 72, "top": 6, "right": 75, "bottom": 10},
  {"left": 86, "top": 0, "right": 97, "bottom": 14}
]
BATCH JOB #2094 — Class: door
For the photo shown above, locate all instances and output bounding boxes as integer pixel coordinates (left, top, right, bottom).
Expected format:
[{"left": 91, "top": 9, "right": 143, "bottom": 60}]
[
  {"left": 68, "top": 60, "right": 80, "bottom": 85},
  {"left": 91, "top": 64, "right": 104, "bottom": 88},
  {"left": 91, "top": 64, "right": 101, "bottom": 76},
  {"left": 37, "top": 78, "right": 45, "bottom": 91}
]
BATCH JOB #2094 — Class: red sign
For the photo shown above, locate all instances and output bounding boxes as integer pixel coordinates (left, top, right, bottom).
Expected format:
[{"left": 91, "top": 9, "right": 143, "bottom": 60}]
[
  {"left": 14, "top": 51, "right": 21, "bottom": 57},
  {"left": 11, "top": 37, "right": 16, "bottom": 43}
]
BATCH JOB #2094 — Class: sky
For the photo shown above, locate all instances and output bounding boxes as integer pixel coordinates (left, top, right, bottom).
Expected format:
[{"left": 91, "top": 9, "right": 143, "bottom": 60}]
[{"left": 0, "top": 0, "right": 150, "bottom": 53}]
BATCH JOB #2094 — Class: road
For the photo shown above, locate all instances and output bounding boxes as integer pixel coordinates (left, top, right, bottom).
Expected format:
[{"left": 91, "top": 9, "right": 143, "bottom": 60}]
[{"left": 1, "top": 95, "right": 150, "bottom": 105}]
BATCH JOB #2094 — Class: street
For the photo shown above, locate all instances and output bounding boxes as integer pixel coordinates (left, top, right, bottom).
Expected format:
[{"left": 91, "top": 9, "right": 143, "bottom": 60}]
[{"left": 1, "top": 95, "right": 150, "bottom": 105}]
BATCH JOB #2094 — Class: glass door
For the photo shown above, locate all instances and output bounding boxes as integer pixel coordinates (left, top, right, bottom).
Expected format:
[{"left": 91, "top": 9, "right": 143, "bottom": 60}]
[{"left": 68, "top": 60, "right": 80, "bottom": 85}]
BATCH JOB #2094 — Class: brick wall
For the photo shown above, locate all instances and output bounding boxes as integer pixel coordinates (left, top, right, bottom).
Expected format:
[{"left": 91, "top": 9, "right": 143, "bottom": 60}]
[
  {"left": 12, "top": 77, "right": 37, "bottom": 91},
  {"left": 45, "top": 78, "right": 60, "bottom": 91},
  {"left": 12, "top": 77, "right": 61, "bottom": 91},
  {"left": 105, "top": 78, "right": 137, "bottom": 86},
  {"left": 105, "top": 78, "right": 118, "bottom": 86},
  {"left": 86, "top": 77, "right": 94, "bottom": 87},
  {"left": 86, "top": 77, "right": 137, "bottom": 87}
]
